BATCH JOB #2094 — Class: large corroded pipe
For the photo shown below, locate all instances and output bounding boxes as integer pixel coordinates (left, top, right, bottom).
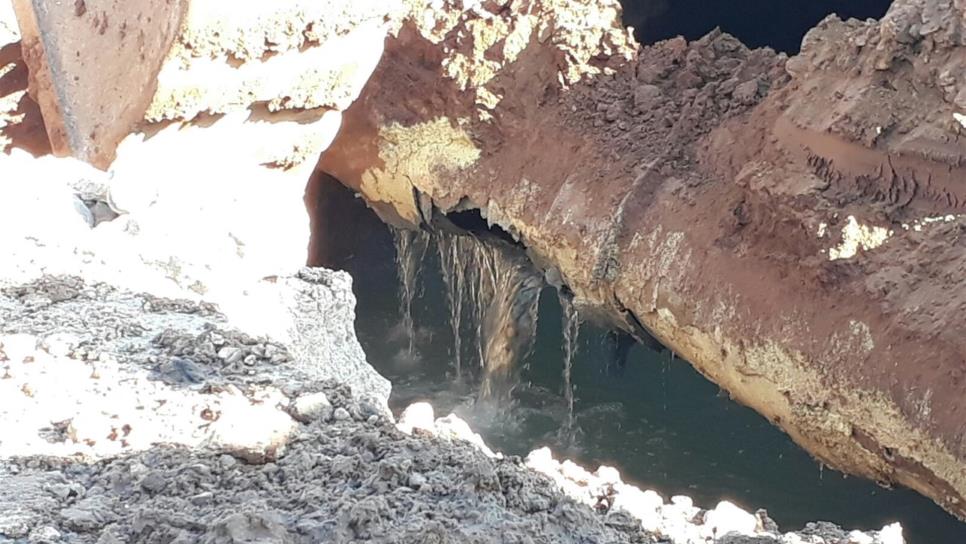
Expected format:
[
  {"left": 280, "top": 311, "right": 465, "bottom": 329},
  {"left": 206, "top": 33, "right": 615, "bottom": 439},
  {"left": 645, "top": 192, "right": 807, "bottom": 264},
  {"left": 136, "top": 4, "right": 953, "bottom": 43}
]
[{"left": 321, "top": 0, "right": 966, "bottom": 520}]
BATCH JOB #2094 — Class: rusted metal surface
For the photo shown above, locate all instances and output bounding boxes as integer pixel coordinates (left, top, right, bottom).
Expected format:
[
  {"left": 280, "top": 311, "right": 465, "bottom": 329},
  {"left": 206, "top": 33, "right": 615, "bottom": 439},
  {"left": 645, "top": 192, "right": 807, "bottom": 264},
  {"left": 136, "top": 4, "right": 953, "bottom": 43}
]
[{"left": 12, "top": 0, "right": 185, "bottom": 168}]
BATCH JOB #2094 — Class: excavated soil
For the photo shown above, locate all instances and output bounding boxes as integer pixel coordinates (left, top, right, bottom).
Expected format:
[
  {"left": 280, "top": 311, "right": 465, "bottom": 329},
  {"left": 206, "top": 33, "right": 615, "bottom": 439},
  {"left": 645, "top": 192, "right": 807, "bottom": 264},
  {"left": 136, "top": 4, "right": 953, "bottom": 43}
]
[{"left": 1, "top": 398, "right": 648, "bottom": 544}]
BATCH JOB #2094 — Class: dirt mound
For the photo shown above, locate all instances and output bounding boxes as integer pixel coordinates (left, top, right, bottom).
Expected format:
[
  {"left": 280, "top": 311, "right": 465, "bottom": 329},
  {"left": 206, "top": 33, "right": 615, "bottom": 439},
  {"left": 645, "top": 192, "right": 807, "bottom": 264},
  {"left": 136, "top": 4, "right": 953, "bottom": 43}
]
[{"left": 563, "top": 29, "right": 788, "bottom": 174}]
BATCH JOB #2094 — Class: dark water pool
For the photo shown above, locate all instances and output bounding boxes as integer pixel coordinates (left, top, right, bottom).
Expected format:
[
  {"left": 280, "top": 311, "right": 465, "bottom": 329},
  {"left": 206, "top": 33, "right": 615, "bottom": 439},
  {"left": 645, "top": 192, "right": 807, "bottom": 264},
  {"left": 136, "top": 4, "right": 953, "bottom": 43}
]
[
  {"left": 309, "top": 178, "right": 966, "bottom": 544},
  {"left": 621, "top": 0, "right": 892, "bottom": 54}
]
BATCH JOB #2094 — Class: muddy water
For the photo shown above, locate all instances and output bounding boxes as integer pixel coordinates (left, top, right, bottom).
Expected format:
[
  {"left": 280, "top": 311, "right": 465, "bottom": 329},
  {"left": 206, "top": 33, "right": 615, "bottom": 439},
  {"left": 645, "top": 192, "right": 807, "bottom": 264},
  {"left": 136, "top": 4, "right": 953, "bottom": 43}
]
[{"left": 312, "top": 184, "right": 966, "bottom": 544}]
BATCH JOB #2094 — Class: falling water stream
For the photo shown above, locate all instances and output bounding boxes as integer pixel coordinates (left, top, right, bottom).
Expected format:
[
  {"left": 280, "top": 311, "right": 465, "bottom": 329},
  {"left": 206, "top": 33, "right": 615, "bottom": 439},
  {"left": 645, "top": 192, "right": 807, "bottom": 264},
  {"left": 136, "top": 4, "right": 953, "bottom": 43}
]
[
  {"left": 400, "top": 229, "right": 542, "bottom": 401},
  {"left": 392, "top": 229, "right": 429, "bottom": 355},
  {"left": 559, "top": 292, "right": 581, "bottom": 439},
  {"left": 475, "top": 242, "right": 542, "bottom": 401},
  {"left": 436, "top": 235, "right": 466, "bottom": 378},
  {"left": 312, "top": 181, "right": 966, "bottom": 544}
]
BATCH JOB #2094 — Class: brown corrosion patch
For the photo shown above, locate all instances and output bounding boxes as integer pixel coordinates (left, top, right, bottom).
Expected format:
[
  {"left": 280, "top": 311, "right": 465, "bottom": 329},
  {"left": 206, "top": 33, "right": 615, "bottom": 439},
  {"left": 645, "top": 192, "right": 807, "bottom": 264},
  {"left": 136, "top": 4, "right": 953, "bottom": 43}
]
[{"left": 11, "top": 0, "right": 186, "bottom": 167}]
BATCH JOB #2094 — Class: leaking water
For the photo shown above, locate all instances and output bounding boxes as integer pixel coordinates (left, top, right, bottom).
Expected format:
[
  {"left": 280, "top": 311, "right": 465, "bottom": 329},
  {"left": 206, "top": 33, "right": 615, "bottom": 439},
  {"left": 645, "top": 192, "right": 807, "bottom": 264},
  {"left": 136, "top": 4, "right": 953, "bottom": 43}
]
[
  {"left": 436, "top": 234, "right": 466, "bottom": 378},
  {"left": 559, "top": 292, "right": 580, "bottom": 439},
  {"left": 310, "top": 179, "right": 966, "bottom": 544},
  {"left": 396, "top": 228, "right": 542, "bottom": 402},
  {"left": 475, "top": 242, "right": 541, "bottom": 401},
  {"left": 392, "top": 229, "right": 429, "bottom": 355}
]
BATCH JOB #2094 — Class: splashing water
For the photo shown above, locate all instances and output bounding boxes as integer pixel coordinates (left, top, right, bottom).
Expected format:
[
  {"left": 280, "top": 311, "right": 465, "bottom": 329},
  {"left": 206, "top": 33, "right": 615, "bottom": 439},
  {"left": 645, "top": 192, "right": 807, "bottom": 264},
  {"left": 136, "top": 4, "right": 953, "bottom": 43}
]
[{"left": 392, "top": 228, "right": 430, "bottom": 355}]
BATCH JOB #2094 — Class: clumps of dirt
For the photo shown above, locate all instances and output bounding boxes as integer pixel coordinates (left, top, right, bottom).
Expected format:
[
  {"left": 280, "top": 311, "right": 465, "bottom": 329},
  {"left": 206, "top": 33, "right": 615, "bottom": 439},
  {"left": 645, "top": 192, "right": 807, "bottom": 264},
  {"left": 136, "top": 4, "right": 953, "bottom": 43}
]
[
  {"left": 2, "top": 275, "right": 85, "bottom": 305},
  {"left": 1, "top": 386, "right": 653, "bottom": 544},
  {"left": 0, "top": 385, "right": 904, "bottom": 544},
  {"left": 0, "top": 273, "right": 384, "bottom": 464},
  {"left": 151, "top": 326, "right": 293, "bottom": 384},
  {"left": 784, "top": 6, "right": 966, "bottom": 148},
  {"left": 139, "top": 293, "right": 220, "bottom": 316},
  {"left": 562, "top": 29, "right": 789, "bottom": 174},
  {"left": 402, "top": 0, "right": 635, "bottom": 116}
]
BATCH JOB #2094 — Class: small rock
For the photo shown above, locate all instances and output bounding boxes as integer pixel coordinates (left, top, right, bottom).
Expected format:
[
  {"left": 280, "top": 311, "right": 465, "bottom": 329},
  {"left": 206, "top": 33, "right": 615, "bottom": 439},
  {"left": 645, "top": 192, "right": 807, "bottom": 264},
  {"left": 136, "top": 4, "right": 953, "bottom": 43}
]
[
  {"left": 73, "top": 196, "right": 95, "bottom": 228},
  {"left": 756, "top": 509, "right": 779, "bottom": 533},
  {"left": 704, "top": 501, "right": 758, "bottom": 538},
  {"left": 356, "top": 398, "right": 384, "bottom": 420},
  {"left": 0, "top": 517, "right": 30, "bottom": 538},
  {"left": 292, "top": 392, "right": 334, "bottom": 423},
  {"left": 207, "top": 512, "right": 289, "bottom": 543},
  {"left": 95, "top": 530, "right": 124, "bottom": 544},
  {"left": 88, "top": 201, "right": 118, "bottom": 225},
  {"left": 733, "top": 80, "right": 760, "bottom": 105},
  {"left": 633, "top": 84, "right": 662, "bottom": 111},
  {"left": 718, "top": 77, "right": 740, "bottom": 96},
  {"left": 716, "top": 534, "right": 778, "bottom": 543},
  {"left": 784, "top": 56, "right": 811, "bottom": 78},
  {"left": 189, "top": 492, "right": 214, "bottom": 506},
  {"left": 157, "top": 357, "right": 205, "bottom": 385},
  {"left": 219, "top": 454, "right": 237, "bottom": 470},
  {"left": 269, "top": 353, "right": 289, "bottom": 364},
  {"left": 397, "top": 402, "right": 435, "bottom": 435},
  {"left": 333, "top": 407, "right": 351, "bottom": 421},
  {"left": 801, "top": 521, "right": 848, "bottom": 541},
  {"left": 217, "top": 347, "right": 243, "bottom": 364},
  {"left": 139, "top": 471, "right": 166, "bottom": 493},
  {"left": 408, "top": 472, "right": 428, "bottom": 489},
  {"left": 604, "top": 102, "right": 623, "bottom": 122},
  {"left": 712, "top": 33, "right": 742, "bottom": 53},
  {"left": 27, "top": 525, "right": 61, "bottom": 544},
  {"left": 60, "top": 497, "right": 116, "bottom": 532},
  {"left": 435, "top": 414, "right": 498, "bottom": 458},
  {"left": 45, "top": 483, "right": 75, "bottom": 501},
  {"left": 28, "top": 526, "right": 61, "bottom": 543}
]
